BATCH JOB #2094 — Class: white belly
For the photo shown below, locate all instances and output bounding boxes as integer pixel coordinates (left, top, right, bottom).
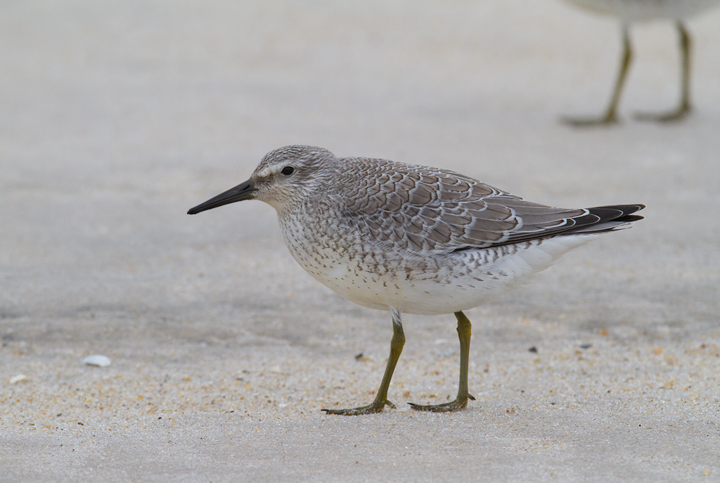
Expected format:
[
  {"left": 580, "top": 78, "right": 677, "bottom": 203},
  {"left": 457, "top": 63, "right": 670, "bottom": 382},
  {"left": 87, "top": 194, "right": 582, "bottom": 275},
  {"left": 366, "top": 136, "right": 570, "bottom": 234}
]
[
  {"left": 564, "top": 0, "right": 720, "bottom": 21},
  {"left": 284, "top": 232, "right": 598, "bottom": 316}
]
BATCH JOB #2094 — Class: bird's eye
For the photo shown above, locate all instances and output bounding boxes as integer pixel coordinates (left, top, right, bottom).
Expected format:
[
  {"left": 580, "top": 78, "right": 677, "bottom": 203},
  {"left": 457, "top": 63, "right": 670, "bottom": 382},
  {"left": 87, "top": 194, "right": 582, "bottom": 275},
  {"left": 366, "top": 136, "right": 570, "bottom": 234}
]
[{"left": 281, "top": 166, "right": 295, "bottom": 176}]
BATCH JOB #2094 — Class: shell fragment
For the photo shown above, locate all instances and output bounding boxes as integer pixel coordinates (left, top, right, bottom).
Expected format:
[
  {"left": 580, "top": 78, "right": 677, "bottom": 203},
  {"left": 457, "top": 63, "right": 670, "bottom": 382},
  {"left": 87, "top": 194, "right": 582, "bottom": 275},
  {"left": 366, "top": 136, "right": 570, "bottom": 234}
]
[
  {"left": 82, "top": 355, "right": 111, "bottom": 367},
  {"left": 9, "top": 374, "right": 27, "bottom": 384}
]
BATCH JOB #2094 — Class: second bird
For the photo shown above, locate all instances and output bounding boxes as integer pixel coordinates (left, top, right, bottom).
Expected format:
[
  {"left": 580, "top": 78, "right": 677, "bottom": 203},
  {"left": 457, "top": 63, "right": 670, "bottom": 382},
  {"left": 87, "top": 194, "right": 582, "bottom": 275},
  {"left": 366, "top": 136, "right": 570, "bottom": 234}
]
[
  {"left": 188, "top": 146, "right": 644, "bottom": 415},
  {"left": 562, "top": 0, "right": 720, "bottom": 125}
]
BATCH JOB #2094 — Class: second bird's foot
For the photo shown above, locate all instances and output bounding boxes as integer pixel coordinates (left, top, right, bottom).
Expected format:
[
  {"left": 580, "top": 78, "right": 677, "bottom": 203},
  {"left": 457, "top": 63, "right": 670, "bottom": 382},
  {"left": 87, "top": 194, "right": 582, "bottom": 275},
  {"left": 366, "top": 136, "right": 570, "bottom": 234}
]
[
  {"left": 560, "top": 113, "right": 620, "bottom": 127},
  {"left": 408, "top": 394, "right": 475, "bottom": 413},
  {"left": 322, "top": 398, "right": 396, "bottom": 416},
  {"left": 633, "top": 107, "right": 690, "bottom": 123}
]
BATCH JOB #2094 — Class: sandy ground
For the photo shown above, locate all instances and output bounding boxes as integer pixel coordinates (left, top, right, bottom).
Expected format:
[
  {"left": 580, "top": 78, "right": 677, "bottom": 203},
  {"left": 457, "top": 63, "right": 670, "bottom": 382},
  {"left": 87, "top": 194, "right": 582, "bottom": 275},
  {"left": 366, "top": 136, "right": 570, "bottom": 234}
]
[{"left": 2, "top": 0, "right": 720, "bottom": 481}]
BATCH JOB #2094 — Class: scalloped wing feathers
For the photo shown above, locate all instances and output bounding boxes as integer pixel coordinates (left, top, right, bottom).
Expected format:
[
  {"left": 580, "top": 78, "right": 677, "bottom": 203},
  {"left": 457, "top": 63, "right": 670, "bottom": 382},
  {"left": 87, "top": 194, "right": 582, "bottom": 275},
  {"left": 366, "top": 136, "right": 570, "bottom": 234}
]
[{"left": 333, "top": 157, "right": 641, "bottom": 253}]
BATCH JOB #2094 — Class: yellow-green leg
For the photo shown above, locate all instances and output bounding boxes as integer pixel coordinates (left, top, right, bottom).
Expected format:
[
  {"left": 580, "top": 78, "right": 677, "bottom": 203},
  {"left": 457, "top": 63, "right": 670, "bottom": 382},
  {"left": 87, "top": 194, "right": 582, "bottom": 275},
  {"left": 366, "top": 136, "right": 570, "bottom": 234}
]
[
  {"left": 562, "top": 24, "right": 632, "bottom": 126},
  {"left": 635, "top": 21, "right": 692, "bottom": 122},
  {"left": 409, "top": 311, "right": 476, "bottom": 412},
  {"left": 322, "top": 308, "right": 405, "bottom": 415}
]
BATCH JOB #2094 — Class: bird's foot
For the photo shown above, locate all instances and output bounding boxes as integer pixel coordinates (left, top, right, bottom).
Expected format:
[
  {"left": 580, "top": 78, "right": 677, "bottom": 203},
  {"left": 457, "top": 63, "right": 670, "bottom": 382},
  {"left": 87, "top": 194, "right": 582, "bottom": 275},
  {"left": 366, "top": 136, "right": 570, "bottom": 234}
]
[
  {"left": 408, "top": 394, "right": 475, "bottom": 413},
  {"left": 633, "top": 106, "right": 690, "bottom": 123},
  {"left": 560, "top": 113, "right": 619, "bottom": 127},
  {"left": 322, "top": 398, "right": 396, "bottom": 416}
]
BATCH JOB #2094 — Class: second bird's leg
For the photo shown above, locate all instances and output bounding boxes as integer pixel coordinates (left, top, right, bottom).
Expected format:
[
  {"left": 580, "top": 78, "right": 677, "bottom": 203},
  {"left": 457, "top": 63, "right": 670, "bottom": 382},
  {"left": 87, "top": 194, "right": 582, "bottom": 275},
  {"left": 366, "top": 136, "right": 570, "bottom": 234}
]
[
  {"left": 409, "top": 311, "right": 475, "bottom": 412},
  {"left": 322, "top": 308, "right": 405, "bottom": 415},
  {"left": 562, "top": 24, "right": 632, "bottom": 126},
  {"left": 635, "top": 21, "right": 692, "bottom": 122}
]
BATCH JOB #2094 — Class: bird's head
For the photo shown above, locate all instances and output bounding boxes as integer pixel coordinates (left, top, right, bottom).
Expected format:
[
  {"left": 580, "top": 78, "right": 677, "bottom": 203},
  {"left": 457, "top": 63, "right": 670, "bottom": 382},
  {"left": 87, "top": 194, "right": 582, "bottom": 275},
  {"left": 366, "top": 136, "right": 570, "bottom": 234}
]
[{"left": 187, "top": 145, "right": 337, "bottom": 215}]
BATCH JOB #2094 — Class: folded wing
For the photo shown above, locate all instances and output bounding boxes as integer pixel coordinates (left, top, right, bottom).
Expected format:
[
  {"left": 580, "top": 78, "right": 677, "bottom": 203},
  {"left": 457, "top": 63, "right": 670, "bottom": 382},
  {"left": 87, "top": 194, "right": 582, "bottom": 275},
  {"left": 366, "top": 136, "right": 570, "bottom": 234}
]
[{"left": 337, "top": 158, "right": 644, "bottom": 253}]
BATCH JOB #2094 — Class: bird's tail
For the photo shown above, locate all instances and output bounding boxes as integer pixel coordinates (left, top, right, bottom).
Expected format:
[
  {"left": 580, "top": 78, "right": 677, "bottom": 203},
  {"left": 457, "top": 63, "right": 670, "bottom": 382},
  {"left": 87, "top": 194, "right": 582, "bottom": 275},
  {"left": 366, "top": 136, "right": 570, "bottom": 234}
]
[{"left": 567, "top": 204, "right": 645, "bottom": 235}]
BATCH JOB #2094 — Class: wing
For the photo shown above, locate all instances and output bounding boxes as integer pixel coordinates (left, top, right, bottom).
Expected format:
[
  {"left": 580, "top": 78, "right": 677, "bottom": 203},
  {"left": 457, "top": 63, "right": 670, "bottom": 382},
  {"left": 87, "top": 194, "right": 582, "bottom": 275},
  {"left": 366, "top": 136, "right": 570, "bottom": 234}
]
[{"left": 334, "top": 158, "right": 643, "bottom": 253}]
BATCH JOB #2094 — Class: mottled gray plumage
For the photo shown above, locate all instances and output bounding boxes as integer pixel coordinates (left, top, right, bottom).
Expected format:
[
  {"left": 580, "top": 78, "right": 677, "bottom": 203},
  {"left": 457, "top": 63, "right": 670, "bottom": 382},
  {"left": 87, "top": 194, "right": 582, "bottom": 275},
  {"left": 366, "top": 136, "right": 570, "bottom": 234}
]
[
  {"left": 188, "top": 145, "right": 644, "bottom": 414},
  {"left": 333, "top": 154, "right": 630, "bottom": 250}
]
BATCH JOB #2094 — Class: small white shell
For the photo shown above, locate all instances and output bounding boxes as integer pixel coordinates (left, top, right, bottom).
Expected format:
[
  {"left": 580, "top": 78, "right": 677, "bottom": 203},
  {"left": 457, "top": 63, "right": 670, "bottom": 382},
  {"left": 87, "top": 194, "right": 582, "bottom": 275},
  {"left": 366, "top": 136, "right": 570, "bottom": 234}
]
[
  {"left": 9, "top": 374, "right": 27, "bottom": 384},
  {"left": 82, "top": 355, "right": 111, "bottom": 367}
]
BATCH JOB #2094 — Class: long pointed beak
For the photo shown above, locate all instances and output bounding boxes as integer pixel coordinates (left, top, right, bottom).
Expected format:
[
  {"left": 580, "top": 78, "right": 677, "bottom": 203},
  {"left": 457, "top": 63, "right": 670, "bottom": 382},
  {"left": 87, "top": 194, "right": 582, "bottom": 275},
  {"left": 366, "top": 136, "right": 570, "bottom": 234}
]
[{"left": 187, "top": 179, "right": 257, "bottom": 215}]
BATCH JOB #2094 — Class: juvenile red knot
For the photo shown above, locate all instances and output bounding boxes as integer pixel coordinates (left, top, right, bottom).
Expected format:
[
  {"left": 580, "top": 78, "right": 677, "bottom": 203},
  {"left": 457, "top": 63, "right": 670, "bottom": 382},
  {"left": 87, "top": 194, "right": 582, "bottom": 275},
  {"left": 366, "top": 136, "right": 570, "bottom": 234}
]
[{"left": 188, "top": 145, "right": 644, "bottom": 415}]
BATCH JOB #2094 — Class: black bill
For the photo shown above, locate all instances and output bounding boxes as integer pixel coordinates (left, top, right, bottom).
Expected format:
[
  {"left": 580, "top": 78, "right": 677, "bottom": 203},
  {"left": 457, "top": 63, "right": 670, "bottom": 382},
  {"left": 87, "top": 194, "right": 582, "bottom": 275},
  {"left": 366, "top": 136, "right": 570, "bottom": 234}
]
[{"left": 187, "top": 179, "right": 256, "bottom": 215}]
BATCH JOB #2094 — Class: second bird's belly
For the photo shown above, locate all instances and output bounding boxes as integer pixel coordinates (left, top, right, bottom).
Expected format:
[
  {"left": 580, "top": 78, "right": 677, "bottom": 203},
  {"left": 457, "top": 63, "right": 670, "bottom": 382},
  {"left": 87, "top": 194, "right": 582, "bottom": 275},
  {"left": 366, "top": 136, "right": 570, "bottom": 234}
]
[{"left": 564, "top": 0, "right": 719, "bottom": 21}]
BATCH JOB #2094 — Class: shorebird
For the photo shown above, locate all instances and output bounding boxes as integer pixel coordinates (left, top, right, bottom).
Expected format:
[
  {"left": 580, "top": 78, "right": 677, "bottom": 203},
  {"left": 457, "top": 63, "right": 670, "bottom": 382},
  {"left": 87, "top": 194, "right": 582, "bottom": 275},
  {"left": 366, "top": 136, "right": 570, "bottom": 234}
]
[
  {"left": 561, "top": 0, "right": 720, "bottom": 125},
  {"left": 188, "top": 146, "right": 644, "bottom": 415}
]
